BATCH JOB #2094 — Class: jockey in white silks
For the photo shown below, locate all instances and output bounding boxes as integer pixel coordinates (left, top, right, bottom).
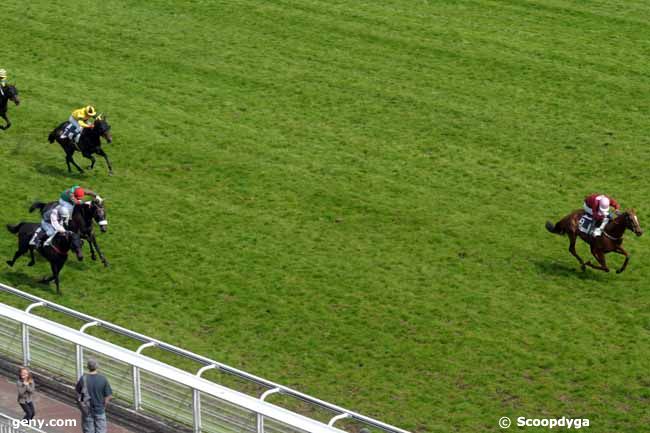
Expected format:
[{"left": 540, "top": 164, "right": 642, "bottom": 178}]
[{"left": 30, "top": 205, "right": 71, "bottom": 248}]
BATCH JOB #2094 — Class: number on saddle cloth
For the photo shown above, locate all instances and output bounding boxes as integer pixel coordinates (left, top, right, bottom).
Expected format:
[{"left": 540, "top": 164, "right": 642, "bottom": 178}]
[
  {"left": 578, "top": 214, "right": 593, "bottom": 234},
  {"left": 60, "top": 122, "right": 78, "bottom": 140}
]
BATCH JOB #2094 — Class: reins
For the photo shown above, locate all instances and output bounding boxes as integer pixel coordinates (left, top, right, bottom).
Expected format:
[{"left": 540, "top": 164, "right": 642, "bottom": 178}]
[
  {"left": 603, "top": 231, "right": 622, "bottom": 241},
  {"left": 49, "top": 243, "right": 68, "bottom": 257}
]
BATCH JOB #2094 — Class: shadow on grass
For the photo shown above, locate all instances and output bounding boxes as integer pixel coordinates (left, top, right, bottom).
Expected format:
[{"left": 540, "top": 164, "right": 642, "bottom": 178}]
[
  {"left": 34, "top": 163, "right": 88, "bottom": 179},
  {"left": 533, "top": 260, "right": 607, "bottom": 281},
  {"left": 0, "top": 269, "right": 58, "bottom": 295}
]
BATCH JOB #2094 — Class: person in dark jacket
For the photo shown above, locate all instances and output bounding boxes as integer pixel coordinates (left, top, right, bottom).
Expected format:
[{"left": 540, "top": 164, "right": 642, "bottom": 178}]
[
  {"left": 17, "top": 367, "right": 35, "bottom": 420},
  {"left": 75, "top": 358, "right": 112, "bottom": 433}
]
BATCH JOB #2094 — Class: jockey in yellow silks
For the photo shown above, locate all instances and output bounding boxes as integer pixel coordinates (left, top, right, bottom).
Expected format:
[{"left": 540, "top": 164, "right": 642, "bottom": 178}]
[{"left": 67, "top": 105, "right": 97, "bottom": 143}]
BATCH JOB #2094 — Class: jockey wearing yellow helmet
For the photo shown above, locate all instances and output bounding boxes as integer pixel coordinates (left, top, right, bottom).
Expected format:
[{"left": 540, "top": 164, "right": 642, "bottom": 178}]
[
  {"left": 67, "top": 105, "right": 97, "bottom": 143},
  {"left": 0, "top": 69, "right": 7, "bottom": 94}
]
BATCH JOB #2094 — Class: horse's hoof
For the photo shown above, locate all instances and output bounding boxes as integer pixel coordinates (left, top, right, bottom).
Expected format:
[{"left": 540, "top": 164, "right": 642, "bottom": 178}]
[
  {"left": 108, "top": 171, "right": 114, "bottom": 177},
  {"left": 6, "top": 260, "right": 13, "bottom": 267},
  {"left": 38, "top": 278, "right": 49, "bottom": 284},
  {"left": 91, "top": 255, "right": 97, "bottom": 261},
  {"left": 616, "top": 269, "right": 623, "bottom": 274},
  {"left": 27, "top": 261, "right": 35, "bottom": 267},
  {"left": 103, "top": 261, "right": 110, "bottom": 268}
]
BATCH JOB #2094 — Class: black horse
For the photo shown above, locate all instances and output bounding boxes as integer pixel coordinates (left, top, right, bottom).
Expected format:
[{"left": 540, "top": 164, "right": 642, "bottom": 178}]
[
  {"left": 0, "top": 84, "right": 20, "bottom": 130},
  {"left": 6, "top": 223, "right": 83, "bottom": 294},
  {"left": 48, "top": 115, "right": 114, "bottom": 175},
  {"left": 30, "top": 200, "right": 110, "bottom": 267}
]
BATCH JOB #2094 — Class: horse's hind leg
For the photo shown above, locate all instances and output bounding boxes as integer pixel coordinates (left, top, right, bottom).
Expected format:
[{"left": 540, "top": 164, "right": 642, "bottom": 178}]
[
  {"left": 567, "top": 233, "right": 586, "bottom": 270},
  {"left": 613, "top": 246, "right": 630, "bottom": 274},
  {"left": 6, "top": 248, "right": 26, "bottom": 267}
]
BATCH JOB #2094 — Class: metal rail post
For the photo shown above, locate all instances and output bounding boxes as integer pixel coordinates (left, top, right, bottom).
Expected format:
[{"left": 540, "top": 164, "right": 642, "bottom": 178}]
[
  {"left": 133, "top": 342, "right": 157, "bottom": 410},
  {"left": 76, "top": 322, "right": 99, "bottom": 378},
  {"left": 22, "top": 302, "right": 45, "bottom": 366},
  {"left": 193, "top": 364, "right": 218, "bottom": 433},
  {"left": 257, "top": 388, "right": 281, "bottom": 433},
  {"left": 328, "top": 413, "right": 351, "bottom": 428}
]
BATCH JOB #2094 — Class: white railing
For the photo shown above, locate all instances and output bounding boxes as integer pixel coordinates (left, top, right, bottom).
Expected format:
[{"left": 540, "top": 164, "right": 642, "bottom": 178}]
[
  {"left": 0, "top": 283, "right": 410, "bottom": 433},
  {"left": 0, "top": 413, "right": 46, "bottom": 433}
]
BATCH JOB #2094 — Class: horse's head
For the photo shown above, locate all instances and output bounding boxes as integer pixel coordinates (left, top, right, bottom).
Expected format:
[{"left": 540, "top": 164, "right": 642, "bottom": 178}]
[
  {"left": 94, "top": 114, "right": 112, "bottom": 143},
  {"left": 91, "top": 199, "right": 108, "bottom": 232},
  {"left": 623, "top": 209, "right": 643, "bottom": 237},
  {"left": 5, "top": 85, "right": 19, "bottom": 106}
]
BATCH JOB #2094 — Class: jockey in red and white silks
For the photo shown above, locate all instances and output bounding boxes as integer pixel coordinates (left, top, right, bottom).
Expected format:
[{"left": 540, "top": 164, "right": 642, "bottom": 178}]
[{"left": 583, "top": 193, "right": 620, "bottom": 237}]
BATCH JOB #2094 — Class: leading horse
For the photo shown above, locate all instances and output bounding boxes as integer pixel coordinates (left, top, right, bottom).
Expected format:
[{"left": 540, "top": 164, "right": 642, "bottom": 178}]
[
  {"left": 48, "top": 115, "right": 114, "bottom": 175},
  {"left": 546, "top": 209, "right": 643, "bottom": 273},
  {"left": 0, "top": 84, "right": 20, "bottom": 130}
]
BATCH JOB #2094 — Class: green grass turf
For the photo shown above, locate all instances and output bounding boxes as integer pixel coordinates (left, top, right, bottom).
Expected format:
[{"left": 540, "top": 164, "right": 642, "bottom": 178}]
[{"left": 1, "top": 0, "right": 650, "bottom": 431}]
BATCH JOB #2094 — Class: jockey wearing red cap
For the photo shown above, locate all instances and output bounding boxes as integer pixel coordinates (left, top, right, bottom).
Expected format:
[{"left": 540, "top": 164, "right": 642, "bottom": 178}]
[
  {"left": 583, "top": 193, "right": 620, "bottom": 236},
  {"left": 58, "top": 185, "right": 103, "bottom": 215}
]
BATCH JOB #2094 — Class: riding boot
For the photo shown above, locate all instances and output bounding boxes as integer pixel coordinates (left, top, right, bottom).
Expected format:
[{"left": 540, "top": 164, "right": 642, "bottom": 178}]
[{"left": 43, "top": 233, "right": 56, "bottom": 247}]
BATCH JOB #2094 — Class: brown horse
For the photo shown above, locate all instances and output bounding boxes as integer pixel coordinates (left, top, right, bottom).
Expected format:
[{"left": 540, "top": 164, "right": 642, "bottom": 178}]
[{"left": 546, "top": 209, "right": 643, "bottom": 273}]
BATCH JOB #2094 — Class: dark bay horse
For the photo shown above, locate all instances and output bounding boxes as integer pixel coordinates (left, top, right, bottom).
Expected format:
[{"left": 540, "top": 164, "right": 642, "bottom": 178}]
[
  {"left": 48, "top": 115, "right": 114, "bottom": 175},
  {"left": 546, "top": 209, "right": 643, "bottom": 273},
  {"left": 6, "top": 223, "right": 83, "bottom": 294},
  {"left": 0, "top": 84, "right": 20, "bottom": 130},
  {"left": 30, "top": 200, "right": 109, "bottom": 267}
]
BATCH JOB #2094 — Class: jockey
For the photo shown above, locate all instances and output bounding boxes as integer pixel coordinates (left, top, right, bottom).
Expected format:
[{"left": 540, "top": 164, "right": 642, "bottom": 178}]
[
  {"left": 59, "top": 185, "right": 103, "bottom": 215},
  {"left": 584, "top": 193, "right": 620, "bottom": 237},
  {"left": 0, "top": 69, "right": 7, "bottom": 95},
  {"left": 29, "top": 204, "right": 71, "bottom": 248},
  {"left": 67, "top": 105, "right": 97, "bottom": 143}
]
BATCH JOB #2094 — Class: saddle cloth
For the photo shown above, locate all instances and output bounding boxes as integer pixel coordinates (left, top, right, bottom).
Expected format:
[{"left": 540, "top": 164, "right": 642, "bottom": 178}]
[
  {"left": 578, "top": 214, "right": 592, "bottom": 234},
  {"left": 60, "top": 121, "right": 73, "bottom": 138}
]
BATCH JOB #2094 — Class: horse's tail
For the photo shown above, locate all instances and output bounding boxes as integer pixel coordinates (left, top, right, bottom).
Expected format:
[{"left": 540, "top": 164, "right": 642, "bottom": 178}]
[
  {"left": 545, "top": 217, "right": 571, "bottom": 236},
  {"left": 29, "top": 201, "right": 46, "bottom": 214},
  {"left": 48, "top": 130, "right": 57, "bottom": 143},
  {"left": 6, "top": 223, "right": 23, "bottom": 234}
]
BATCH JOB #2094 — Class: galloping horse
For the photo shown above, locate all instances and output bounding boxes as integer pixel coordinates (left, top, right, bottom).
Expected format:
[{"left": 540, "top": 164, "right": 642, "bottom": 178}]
[
  {"left": 6, "top": 223, "right": 83, "bottom": 294},
  {"left": 48, "top": 115, "right": 114, "bottom": 175},
  {"left": 30, "top": 200, "right": 110, "bottom": 267},
  {"left": 0, "top": 84, "right": 20, "bottom": 130},
  {"left": 546, "top": 209, "right": 643, "bottom": 273}
]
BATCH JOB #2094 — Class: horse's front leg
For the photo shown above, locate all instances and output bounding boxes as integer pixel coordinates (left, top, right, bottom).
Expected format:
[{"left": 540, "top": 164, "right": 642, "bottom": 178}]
[
  {"left": 85, "top": 153, "right": 97, "bottom": 170},
  {"left": 613, "top": 246, "right": 630, "bottom": 274},
  {"left": 47, "top": 261, "right": 62, "bottom": 295},
  {"left": 584, "top": 247, "right": 610, "bottom": 272},
  {"left": 87, "top": 235, "right": 97, "bottom": 261},
  {"left": 0, "top": 113, "right": 9, "bottom": 130},
  {"left": 89, "top": 232, "right": 108, "bottom": 267},
  {"left": 97, "top": 148, "right": 113, "bottom": 176}
]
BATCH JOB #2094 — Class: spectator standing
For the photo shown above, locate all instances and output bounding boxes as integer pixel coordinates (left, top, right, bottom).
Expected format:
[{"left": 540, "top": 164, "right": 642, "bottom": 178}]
[
  {"left": 75, "top": 358, "right": 113, "bottom": 433},
  {"left": 17, "top": 367, "right": 35, "bottom": 421}
]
